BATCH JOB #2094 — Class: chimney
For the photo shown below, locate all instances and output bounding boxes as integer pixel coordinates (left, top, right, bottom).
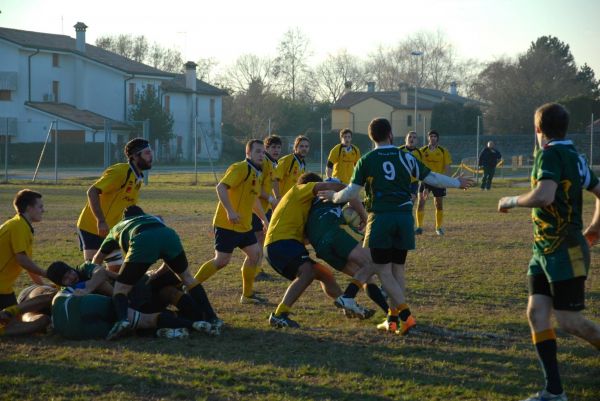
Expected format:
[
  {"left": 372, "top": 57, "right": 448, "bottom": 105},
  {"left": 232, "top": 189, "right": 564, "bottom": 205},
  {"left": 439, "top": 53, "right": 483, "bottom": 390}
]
[
  {"left": 366, "top": 81, "right": 375, "bottom": 92},
  {"left": 74, "top": 22, "right": 87, "bottom": 53},
  {"left": 185, "top": 61, "right": 197, "bottom": 91},
  {"left": 399, "top": 83, "right": 408, "bottom": 105},
  {"left": 449, "top": 81, "right": 457, "bottom": 96}
]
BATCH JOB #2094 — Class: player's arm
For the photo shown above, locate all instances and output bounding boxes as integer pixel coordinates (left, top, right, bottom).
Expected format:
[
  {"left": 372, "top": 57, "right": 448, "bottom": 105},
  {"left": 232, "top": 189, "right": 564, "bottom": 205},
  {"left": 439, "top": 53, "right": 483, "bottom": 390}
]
[
  {"left": 326, "top": 146, "right": 336, "bottom": 179},
  {"left": 317, "top": 182, "right": 359, "bottom": 204},
  {"left": 348, "top": 197, "right": 368, "bottom": 230},
  {"left": 74, "top": 266, "right": 111, "bottom": 296},
  {"left": 216, "top": 182, "right": 240, "bottom": 224},
  {"left": 498, "top": 179, "right": 557, "bottom": 212},
  {"left": 14, "top": 253, "right": 47, "bottom": 280},
  {"left": 583, "top": 183, "right": 600, "bottom": 245},
  {"left": 422, "top": 172, "right": 473, "bottom": 189},
  {"left": 326, "top": 164, "right": 333, "bottom": 178},
  {"left": 92, "top": 237, "right": 119, "bottom": 264},
  {"left": 87, "top": 185, "right": 109, "bottom": 236}
]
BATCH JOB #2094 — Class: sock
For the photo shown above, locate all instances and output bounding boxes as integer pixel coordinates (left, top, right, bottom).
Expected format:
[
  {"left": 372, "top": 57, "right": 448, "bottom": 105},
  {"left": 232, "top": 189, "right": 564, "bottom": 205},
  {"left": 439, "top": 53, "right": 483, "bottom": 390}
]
[
  {"left": 343, "top": 281, "right": 361, "bottom": 298},
  {"left": 275, "top": 303, "right": 291, "bottom": 316},
  {"left": 175, "top": 293, "right": 204, "bottom": 321},
  {"left": 532, "top": 329, "right": 563, "bottom": 395},
  {"left": 365, "top": 283, "right": 389, "bottom": 313},
  {"left": 187, "top": 281, "right": 217, "bottom": 321},
  {"left": 388, "top": 307, "right": 399, "bottom": 323},
  {"left": 435, "top": 209, "right": 444, "bottom": 230},
  {"left": 112, "top": 293, "right": 129, "bottom": 322},
  {"left": 398, "top": 303, "right": 412, "bottom": 322},
  {"left": 416, "top": 211, "right": 424, "bottom": 228},
  {"left": 241, "top": 265, "right": 257, "bottom": 297},
  {"left": 194, "top": 260, "right": 219, "bottom": 283},
  {"left": 157, "top": 310, "right": 193, "bottom": 330}
]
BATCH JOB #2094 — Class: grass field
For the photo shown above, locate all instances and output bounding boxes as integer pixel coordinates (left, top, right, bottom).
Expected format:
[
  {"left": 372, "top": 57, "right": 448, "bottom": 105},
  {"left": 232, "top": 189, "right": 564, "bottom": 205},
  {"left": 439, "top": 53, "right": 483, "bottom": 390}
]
[{"left": 0, "top": 175, "right": 598, "bottom": 401}]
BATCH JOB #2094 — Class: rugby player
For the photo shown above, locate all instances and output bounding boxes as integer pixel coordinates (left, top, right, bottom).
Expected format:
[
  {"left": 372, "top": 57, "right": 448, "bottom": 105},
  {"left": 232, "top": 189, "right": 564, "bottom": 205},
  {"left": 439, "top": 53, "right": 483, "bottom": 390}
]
[
  {"left": 399, "top": 131, "right": 423, "bottom": 203},
  {"left": 326, "top": 128, "right": 361, "bottom": 184},
  {"left": 319, "top": 118, "right": 472, "bottom": 334},
  {"left": 194, "top": 139, "right": 268, "bottom": 304},
  {"left": 0, "top": 284, "right": 54, "bottom": 336},
  {"left": 498, "top": 103, "right": 600, "bottom": 401},
  {"left": 77, "top": 138, "right": 152, "bottom": 271},
  {"left": 416, "top": 130, "right": 453, "bottom": 235},
  {"left": 273, "top": 135, "right": 310, "bottom": 199}
]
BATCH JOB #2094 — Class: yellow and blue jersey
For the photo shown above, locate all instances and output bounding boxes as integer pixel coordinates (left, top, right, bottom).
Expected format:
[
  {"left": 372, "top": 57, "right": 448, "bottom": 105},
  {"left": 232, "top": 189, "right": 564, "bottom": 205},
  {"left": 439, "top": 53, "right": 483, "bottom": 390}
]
[
  {"left": 260, "top": 153, "right": 278, "bottom": 212},
  {"left": 275, "top": 153, "right": 305, "bottom": 197},
  {"left": 265, "top": 182, "right": 317, "bottom": 245},
  {"left": 420, "top": 145, "right": 452, "bottom": 174},
  {"left": 327, "top": 144, "right": 361, "bottom": 184},
  {"left": 0, "top": 214, "right": 34, "bottom": 294}
]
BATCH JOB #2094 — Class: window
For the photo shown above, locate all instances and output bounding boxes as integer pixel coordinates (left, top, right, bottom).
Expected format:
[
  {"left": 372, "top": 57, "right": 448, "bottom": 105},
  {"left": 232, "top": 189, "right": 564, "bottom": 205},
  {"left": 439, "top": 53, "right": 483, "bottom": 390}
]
[
  {"left": 52, "top": 81, "right": 59, "bottom": 102},
  {"left": 164, "top": 95, "right": 170, "bottom": 113},
  {"left": 129, "top": 83, "right": 136, "bottom": 105},
  {"left": 0, "top": 90, "right": 11, "bottom": 101},
  {"left": 407, "top": 115, "right": 412, "bottom": 127},
  {"left": 52, "top": 53, "right": 59, "bottom": 67}
]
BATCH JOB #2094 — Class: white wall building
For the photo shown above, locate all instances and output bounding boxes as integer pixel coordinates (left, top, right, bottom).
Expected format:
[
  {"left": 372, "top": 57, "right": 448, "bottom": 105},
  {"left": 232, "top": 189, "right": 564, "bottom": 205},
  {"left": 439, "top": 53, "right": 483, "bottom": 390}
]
[{"left": 0, "top": 22, "right": 226, "bottom": 161}]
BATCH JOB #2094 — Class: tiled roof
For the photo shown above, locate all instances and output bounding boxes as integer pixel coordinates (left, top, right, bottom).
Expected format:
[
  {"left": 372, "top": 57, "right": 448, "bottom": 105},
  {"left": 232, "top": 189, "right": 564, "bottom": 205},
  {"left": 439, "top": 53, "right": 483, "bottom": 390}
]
[
  {"left": 25, "top": 102, "right": 134, "bottom": 131},
  {"left": 332, "top": 88, "right": 478, "bottom": 110},
  {"left": 0, "top": 26, "right": 173, "bottom": 76},
  {"left": 162, "top": 74, "right": 228, "bottom": 96}
]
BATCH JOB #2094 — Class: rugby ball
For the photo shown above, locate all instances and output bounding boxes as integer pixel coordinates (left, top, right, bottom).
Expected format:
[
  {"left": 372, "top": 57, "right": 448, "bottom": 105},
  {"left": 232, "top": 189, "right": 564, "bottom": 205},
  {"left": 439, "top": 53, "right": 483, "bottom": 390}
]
[{"left": 342, "top": 205, "right": 362, "bottom": 230}]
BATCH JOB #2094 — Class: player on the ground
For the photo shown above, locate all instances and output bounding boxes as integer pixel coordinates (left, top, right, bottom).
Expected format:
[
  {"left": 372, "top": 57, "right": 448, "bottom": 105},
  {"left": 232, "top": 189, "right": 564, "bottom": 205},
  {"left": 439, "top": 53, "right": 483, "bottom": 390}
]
[
  {"left": 253, "top": 135, "right": 282, "bottom": 281},
  {"left": 194, "top": 139, "right": 268, "bottom": 304},
  {"left": 273, "top": 135, "right": 310, "bottom": 199},
  {"left": 77, "top": 138, "right": 152, "bottom": 271},
  {"left": 265, "top": 173, "right": 352, "bottom": 328},
  {"left": 0, "top": 284, "right": 54, "bottom": 337},
  {"left": 93, "top": 206, "right": 213, "bottom": 340},
  {"left": 326, "top": 128, "right": 361, "bottom": 184},
  {"left": 498, "top": 103, "right": 600, "bottom": 401},
  {"left": 399, "top": 131, "right": 423, "bottom": 203},
  {"left": 416, "top": 130, "right": 453, "bottom": 235},
  {"left": 319, "top": 118, "right": 472, "bottom": 334}
]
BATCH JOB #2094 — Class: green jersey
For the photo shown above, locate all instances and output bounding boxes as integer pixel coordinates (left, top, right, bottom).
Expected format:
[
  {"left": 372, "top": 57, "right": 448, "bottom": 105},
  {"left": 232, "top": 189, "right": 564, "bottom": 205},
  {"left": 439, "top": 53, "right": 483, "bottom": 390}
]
[
  {"left": 306, "top": 198, "right": 345, "bottom": 244},
  {"left": 351, "top": 145, "right": 431, "bottom": 212},
  {"left": 100, "top": 214, "right": 164, "bottom": 255},
  {"left": 531, "top": 140, "right": 599, "bottom": 254}
]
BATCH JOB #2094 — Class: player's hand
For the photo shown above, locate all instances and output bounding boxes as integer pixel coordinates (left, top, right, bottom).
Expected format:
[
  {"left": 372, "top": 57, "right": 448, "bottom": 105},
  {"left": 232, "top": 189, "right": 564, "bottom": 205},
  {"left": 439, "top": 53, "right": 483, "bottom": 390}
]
[
  {"left": 226, "top": 211, "right": 240, "bottom": 224},
  {"left": 458, "top": 175, "right": 475, "bottom": 189},
  {"left": 583, "top": 227, "right": 600, "bottom": 247},
  {"left": 422, "top": 188, "right": 429, "bottom": 200},
  {"left": 73, "top": 288, "right": 90, "bottom": 296},
  {"left": 498, "top": 196, "right": 518, "bottom": 213},
  {"left": 97, "top": 220, "right": 109, "bottom": 237},
  {"left": 357, "top": 217, "right": 367, "bottom": 232},
  {"left": 318, "top": 190, "right": 335, "bottom": 202},
  {"left": 262, "top": 220, "right": 269, "bottom": 233}
]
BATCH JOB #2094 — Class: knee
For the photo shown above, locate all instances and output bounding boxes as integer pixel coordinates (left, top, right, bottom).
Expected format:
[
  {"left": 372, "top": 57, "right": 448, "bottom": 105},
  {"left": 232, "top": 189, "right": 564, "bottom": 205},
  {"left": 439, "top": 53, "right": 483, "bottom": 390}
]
[
  {"left": 213, "top": 256, "right": 230, "bottom": 269},
  {"left": 554, "top": 312, "right": 581, "bottom": 335},
  {"left": 526, "top": 304, "right": 547, "bottom": 326}
]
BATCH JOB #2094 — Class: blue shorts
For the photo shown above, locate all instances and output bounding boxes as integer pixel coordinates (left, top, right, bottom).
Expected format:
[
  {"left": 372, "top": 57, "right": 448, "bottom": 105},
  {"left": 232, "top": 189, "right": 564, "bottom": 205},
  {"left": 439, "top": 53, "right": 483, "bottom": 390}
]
[
  {"left": 214, "top": 227, "right": 257, "bottom": 253},
  {"left": 77, "top": 228, "right": 104, "bottom": 251},
  {"left": 252, "top": 209, "right": 273, "bottom": 232},
  {"left": 265, "top": 240, "right": 315, "bottom": 281},
  {"left": 419, "top": 182, "right": 446, "bottom": 198}
]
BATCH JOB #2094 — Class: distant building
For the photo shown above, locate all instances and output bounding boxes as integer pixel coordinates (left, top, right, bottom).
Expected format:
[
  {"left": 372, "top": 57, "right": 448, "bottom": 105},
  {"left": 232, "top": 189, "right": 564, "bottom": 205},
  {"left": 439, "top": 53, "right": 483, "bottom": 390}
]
[
  {"left": 332, "top": 81, "right": 476, "bottom": 136},
  {"left": 0, "top": 23, "right": 227, "bottom": 161}
]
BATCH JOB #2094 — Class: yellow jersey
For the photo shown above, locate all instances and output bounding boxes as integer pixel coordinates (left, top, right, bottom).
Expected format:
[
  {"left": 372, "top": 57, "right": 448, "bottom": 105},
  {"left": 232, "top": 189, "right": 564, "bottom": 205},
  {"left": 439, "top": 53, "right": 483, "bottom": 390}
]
[
  {"left": 214, "top": 159, "right": 262, "bottom": 232},
  {"left": 0, "top": 214, "right": 34, "bottom": 294},
  {"left": 419, "top": 145, "right": 452, "bottom": 174},
  {"left": 77, "top": 162, "right": 143, "bottom": 234},
  {"left": 275, "top": 153, "right": 305, "bottom": 197},
  {"left": 327, "top": 144, "right": 361, "bottom": 184},
  {"left": 265, "top": 182, "right": 317, "bottom": 245},
  {"left": 260, "top": 153, "right": 278, "bottom": 212},
  {"left": 399, "top": 145, "right": 423, "bottom": 183}
]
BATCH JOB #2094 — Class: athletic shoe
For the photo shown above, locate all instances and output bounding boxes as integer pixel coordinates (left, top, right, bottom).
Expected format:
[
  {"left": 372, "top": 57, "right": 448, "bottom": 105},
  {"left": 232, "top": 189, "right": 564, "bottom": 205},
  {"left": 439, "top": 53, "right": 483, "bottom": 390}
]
[
  {"left": 156, "top": 327, "right": 189, "bottom": 339},
  {"left": 376, "top": 319, "right": 398, "bottom": 332},
  {"left": 209, "top": 317, "right": 224, "bottom": 336},
  {"left": 343, "top": 307, "right": 376, "bottom": 320},
  {"left": 520, "top": 390, "right": 567, "bottom": 401},
  {"left": 334, "top": 296, "right": 371, "bottom": 319},
  {"left": 398, "top": 315, "right": 417, "bottom": 335},
  {"left": 240, "top": 293, "right": 267, "bottom": 305},
  {"left": 192, "top": 320, "right": 212, "bottom": 334},
  {"left": 435, "top": 228, "right": 445, "bottom": 236},
  {"left": 254, "top": 271, "right": 273, "bottom": 282},
  {"left": 106, "top": 319, "right": 131, "bottom": 341},
  {"left": 268, "top": 312, "right": 300, "bottom": 328},
  {"left": 415, "top": 227, "right": 423, "bottom": 235}
]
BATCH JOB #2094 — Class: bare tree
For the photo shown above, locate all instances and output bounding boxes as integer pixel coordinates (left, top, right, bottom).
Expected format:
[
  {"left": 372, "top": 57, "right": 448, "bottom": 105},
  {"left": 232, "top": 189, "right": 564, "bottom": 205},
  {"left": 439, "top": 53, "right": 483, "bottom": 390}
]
[
  {"left": 220, "top": 54, "right": 274, "bottom": 94},
  {"left": 315, "top": 50, "right": 366, "bottom": 102},
  {"left": 148, "top": 44, "right": 183, "bottom": 73},
  {"left": 195, "top": 57, "right": 219, "bottom": 83},
  {"left": 273, "top": 28, "right": 312, "bottom": 101}
]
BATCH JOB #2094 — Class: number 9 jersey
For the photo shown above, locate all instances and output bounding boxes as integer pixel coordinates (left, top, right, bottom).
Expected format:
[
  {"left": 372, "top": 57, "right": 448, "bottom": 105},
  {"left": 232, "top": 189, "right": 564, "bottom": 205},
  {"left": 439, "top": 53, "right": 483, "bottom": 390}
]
[{"left": 351, "top": 145, "right": 431, "bottom": 213}]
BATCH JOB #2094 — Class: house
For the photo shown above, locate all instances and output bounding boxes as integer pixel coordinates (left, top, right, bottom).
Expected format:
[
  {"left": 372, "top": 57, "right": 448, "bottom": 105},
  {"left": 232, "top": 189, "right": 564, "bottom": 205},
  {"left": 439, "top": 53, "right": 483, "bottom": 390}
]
[
  {"left": 0, "top": 22, "right": 226, "bottom": 162},
  {"left": 331, "top": 81, "right": 476, "bottom": 137}
]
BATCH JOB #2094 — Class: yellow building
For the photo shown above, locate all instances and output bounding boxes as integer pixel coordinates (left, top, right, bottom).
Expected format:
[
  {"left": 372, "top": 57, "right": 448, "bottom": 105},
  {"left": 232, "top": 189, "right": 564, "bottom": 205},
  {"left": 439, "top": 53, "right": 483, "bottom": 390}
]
[{"left": 331, "top": 82, "right": 472, "bottom": 138}]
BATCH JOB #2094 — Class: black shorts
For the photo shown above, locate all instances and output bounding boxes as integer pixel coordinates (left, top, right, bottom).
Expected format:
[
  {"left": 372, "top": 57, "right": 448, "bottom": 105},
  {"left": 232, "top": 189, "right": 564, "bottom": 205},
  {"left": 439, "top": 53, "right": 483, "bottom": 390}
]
[
  {"left": 252, "top": 210, "right": 273, "bottom": 232},
  {"left": 419, "top": 182, "right": 446, "bottom": 198},
  {"left": 117, "top": 252, "right": 187, "bottom": 286},
  {"left": 528, "top": 275, "right": 586, "bottom": 311},
  {"left": 0, "top": 292, "right": 17, "bottom": 310},
  {"left": 265, "top": 240, "right": 315, "bottom": 281},
  {"left": 370, "top": 248, "right": 408, "bottom": 265},
  {"left": 214, "top": 227, "right": 257, "bottom": 253},
  {"left": 77, "top": 228, "right": 105, "bottom": 251}
]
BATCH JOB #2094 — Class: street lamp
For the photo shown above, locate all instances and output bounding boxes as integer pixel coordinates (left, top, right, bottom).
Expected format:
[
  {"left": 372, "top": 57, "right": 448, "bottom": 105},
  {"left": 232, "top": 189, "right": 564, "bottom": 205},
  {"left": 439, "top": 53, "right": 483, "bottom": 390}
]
[{"left": 410, "top": 50, "right": 423, "bottom": 134}]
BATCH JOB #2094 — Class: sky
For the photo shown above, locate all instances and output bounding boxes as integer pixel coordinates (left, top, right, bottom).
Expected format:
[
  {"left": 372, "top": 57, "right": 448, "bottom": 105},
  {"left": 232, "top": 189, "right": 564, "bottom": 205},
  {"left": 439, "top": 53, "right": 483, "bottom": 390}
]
[{"left": 1, "top": 0, "right": 600, "bottom": 77}]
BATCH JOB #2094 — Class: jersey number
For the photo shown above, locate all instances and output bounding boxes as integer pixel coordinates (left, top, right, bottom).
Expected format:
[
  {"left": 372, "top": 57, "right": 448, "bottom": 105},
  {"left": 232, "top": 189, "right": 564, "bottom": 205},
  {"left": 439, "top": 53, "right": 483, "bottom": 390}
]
[{"left": 382, "top": 161, "right": 395, "bottom": 180}]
